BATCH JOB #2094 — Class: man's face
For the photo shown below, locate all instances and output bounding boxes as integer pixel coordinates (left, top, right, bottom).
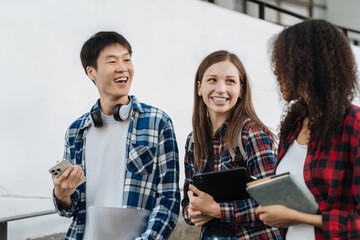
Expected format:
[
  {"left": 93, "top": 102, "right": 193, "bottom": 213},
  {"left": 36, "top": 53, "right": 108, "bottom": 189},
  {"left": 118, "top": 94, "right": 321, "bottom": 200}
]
[{"left": 87, "top": 43, "right": 134, "bottom": 105}]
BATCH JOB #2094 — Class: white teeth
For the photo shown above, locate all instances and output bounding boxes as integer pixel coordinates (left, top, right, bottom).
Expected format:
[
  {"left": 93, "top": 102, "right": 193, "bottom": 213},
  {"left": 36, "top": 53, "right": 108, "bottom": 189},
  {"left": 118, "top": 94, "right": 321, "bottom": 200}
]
[
  {"left": 115, "top": 77, "right": 128, "bottom": 82},
  {"left": 212, "top": 97, "right": 227, "bottom": 102}
]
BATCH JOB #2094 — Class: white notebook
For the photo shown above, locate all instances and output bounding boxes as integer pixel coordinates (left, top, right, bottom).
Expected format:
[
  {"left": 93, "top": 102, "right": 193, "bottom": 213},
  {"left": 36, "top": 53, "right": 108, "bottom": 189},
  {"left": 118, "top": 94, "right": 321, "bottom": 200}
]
[{"left": 89, "top": 206, "right": 151, "bottom": 240}]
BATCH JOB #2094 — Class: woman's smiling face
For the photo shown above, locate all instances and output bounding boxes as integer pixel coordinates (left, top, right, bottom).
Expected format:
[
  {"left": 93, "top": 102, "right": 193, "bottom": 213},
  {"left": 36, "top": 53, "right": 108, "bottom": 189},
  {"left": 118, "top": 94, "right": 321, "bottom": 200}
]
[{"left": 198, "top": 60, "right": 241, "bottom": 121}]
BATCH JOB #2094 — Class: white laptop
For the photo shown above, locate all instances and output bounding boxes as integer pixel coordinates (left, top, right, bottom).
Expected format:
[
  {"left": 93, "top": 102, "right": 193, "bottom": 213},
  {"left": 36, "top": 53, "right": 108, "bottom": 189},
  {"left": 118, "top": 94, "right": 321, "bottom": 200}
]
[{"left": 89, "top": 206, "right": 151, "bottom": 240}]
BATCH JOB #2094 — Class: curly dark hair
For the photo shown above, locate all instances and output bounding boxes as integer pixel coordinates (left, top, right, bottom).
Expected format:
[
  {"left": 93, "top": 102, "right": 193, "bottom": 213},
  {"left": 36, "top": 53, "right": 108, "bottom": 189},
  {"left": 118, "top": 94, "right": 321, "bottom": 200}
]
[{"left": 272, "top": 19, "right": 358, "bottom": 152}]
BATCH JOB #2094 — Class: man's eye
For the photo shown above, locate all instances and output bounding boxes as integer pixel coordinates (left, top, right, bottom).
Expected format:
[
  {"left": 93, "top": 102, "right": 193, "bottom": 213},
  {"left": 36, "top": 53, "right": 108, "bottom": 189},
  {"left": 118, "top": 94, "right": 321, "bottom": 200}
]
[
  {"left": 107, "top": 61, "right": 116, "bottom": 64},
  {"left": 124, "top": 58, "right": 131, "bottom": 62}
]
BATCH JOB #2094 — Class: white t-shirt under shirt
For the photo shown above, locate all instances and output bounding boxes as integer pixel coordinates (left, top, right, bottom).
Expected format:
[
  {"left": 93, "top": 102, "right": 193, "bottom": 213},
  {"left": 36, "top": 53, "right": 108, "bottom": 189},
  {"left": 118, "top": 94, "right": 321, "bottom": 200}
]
[
  {"left": 276, "top": 140, "right": 316, "bottom": 240},
  {"left": 83, "top": 113, "right": 130, "bottom": 239}
]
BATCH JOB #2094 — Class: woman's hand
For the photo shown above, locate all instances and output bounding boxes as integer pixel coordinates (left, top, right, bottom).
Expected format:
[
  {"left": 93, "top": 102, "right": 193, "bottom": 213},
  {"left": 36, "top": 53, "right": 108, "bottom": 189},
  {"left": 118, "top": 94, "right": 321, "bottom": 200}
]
[
  {"left": 256, "top": 205, "right": 322, "bottom": 228},
  {"left": 256, "top": 205, "right": 297, "bottom": 228},
  {"left": 187, "top": 185, "right": 221, "bottom": 218},
  {"left": 187, "top": 207, "right": 213, "bottom": 226}
]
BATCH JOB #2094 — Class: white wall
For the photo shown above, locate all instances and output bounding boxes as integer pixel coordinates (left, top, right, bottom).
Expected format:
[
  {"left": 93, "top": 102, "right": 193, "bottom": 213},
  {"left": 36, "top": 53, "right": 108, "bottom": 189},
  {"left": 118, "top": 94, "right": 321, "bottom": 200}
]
[{"left": 1, "top": 0, "right": 359, "bottom": 238}]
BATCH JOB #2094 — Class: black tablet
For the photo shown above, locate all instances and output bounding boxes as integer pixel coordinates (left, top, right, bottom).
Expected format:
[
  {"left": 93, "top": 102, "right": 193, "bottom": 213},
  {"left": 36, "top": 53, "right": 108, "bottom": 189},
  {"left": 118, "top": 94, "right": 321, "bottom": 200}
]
[{"left": 193, "top": 167, "right": 251, "bottom": 202}]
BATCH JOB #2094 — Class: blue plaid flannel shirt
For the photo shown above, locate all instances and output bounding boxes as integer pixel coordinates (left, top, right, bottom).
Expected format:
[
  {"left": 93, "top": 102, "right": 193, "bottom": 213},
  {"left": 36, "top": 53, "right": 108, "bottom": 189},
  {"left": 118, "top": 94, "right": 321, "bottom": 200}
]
[{"left": 53, "top": 95, "right": 180, "bottom": 240}]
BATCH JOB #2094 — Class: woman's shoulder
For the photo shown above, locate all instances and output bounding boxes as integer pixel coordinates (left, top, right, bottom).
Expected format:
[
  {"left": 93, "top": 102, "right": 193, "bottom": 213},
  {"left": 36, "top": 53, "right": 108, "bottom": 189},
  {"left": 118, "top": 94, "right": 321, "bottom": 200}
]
[
  {"left": 348, "top": 104, "right": 360, "bottom": 118},
  {"left": 241, "top": 120, "right": 275, "bottom": 145},
  {"left": 345, "top": 104, "right": 360, "bottom": 130},
  {"left": 186, "top": 131, "right": 193, "bottom": 141},
  {"left": 242, "top": 120, "right": 268, "bottom": 137},
  {"left": 184, "top": 132, "right": 196, "bottom": 165},
  {"left": 184, "top": 132, "right": 194, "bottom": 150}
]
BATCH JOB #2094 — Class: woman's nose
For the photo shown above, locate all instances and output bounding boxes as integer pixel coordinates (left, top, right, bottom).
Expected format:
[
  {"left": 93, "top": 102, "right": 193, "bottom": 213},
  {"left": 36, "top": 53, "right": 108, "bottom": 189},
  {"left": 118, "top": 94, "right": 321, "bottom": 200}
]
[{"left": 215, "top": 81, "right": 226, "bottom": 93}]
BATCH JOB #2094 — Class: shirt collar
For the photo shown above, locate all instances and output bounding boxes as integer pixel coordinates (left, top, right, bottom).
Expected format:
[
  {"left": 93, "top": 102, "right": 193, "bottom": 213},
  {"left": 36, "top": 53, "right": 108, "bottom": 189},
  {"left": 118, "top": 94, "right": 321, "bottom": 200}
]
[
  {"left": 212, "top": 120, "right": 228, "bottom": 139},
  {"left": 293, "top": 109, "right": 309, "bottom": 137},
  {"left": 280, "top": 109, "right": 308, "bottom": 155},
  {"left": 92, "top": 95, "right": 143, "bottom": 113},
  {"left": 129, "top": 95, "right": 143, "bottom": 113},
  {"left": 83, "top": 95, "right": 143, "bottom": 129}
]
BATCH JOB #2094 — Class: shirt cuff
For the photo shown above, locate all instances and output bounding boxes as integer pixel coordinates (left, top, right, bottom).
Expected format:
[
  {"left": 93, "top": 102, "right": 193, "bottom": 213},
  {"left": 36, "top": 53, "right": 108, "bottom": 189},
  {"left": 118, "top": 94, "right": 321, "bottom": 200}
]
[
  {"left": 219, "top": 201, "right": 236, "bottom": 223},
  {"left": 52, "top": 189, "right": 78, "bottom": 217}
]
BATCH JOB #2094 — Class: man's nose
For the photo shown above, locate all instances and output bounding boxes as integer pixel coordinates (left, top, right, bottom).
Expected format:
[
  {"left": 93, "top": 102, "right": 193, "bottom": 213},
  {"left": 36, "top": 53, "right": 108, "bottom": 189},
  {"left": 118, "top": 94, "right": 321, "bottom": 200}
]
[{"left": 116, "top": 61, "right": 127, "bottom": 72}]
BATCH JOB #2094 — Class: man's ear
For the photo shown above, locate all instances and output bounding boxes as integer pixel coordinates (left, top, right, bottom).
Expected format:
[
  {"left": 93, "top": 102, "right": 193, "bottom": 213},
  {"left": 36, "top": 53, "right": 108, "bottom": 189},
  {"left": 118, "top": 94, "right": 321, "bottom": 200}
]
[{"left": 86, "top": 66, "right": 96, "bottom": 83}]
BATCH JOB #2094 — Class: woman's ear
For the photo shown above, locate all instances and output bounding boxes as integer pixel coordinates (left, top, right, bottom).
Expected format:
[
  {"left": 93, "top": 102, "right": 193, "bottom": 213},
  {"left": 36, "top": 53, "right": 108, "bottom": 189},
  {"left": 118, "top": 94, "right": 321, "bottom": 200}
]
[
  {"left": 238, "top": 80, "right": 244, "bottom": 98},
  {"left": 197, "top": 81, "right": 202, "bottom": 96}
]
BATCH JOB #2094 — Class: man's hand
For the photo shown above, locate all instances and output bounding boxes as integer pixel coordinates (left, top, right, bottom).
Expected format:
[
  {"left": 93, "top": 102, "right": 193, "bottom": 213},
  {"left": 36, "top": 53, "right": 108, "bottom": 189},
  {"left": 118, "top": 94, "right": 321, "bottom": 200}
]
[{"left": 52, "top": 164, "right": 84, "bottom": 210}]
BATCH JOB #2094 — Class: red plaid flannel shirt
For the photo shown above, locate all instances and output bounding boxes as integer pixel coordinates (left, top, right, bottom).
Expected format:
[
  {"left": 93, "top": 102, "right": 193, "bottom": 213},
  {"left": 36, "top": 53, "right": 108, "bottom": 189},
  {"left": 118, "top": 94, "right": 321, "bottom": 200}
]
[
  {"left": 182, "top": 121, "right": 281, "bottom": 239},
  {"left": 276, "top": 105, "right": 360, "bottom": 239}
]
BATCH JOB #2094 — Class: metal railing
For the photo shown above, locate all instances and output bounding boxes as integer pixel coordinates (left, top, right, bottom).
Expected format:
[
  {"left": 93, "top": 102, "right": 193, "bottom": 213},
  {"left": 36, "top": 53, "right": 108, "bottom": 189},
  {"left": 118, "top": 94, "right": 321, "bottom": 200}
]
[
  {"left": 244, "top": 0, "right": 360, "bottom": 45},
  {"left": 0, "top": 210, "right": 56, "bottom": 240},
  {"left": 244, "top": 0, "right": 309, "bottom": 21},
  {"left": 267, "top": 0, "right": 327, "bottom": 18},
  {"left": 206, "top": 0, "right": 360, "bottom": 45}
]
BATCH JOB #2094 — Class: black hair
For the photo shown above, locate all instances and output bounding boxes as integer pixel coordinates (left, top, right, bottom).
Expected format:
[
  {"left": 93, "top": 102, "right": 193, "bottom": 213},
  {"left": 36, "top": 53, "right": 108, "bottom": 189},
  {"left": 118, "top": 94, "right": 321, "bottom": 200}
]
[{"left": 80, "top": 31, "right": 132, "bottom": 73}]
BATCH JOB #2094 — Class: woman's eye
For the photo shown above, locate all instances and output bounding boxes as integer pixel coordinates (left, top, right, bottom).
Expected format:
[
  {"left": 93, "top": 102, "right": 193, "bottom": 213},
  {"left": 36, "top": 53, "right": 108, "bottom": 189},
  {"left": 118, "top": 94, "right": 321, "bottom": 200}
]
[
  {"left": 208, "top": 78, "right": 216, "bottom": 82},
  {"left": 227, "top": 79, "right": 235, "bottom": 83}
]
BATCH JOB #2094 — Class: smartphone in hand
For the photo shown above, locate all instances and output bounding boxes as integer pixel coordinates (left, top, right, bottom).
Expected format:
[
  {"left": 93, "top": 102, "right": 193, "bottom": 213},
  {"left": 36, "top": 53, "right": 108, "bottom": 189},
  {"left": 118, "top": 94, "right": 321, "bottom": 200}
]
[{"left": 49, "top": 160, "right": 86, "bottom": 186}]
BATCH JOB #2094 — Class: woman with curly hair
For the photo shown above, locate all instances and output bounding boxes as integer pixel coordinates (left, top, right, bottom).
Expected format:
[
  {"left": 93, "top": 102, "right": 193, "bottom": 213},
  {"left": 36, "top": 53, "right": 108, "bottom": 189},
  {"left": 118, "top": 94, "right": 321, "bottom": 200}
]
[
  {"left": 182, "top": 50, "right": 281, "bottom": 239},
  {"left": 256, "top": 19, "right": 360, "bottom": 239}
]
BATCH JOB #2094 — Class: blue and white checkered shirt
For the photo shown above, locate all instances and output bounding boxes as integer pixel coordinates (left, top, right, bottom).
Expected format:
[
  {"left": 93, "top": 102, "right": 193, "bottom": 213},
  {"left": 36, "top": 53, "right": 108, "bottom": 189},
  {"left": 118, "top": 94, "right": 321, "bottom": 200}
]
[{"left": 53, "top": 96, "right": 180, "bottom": 240}]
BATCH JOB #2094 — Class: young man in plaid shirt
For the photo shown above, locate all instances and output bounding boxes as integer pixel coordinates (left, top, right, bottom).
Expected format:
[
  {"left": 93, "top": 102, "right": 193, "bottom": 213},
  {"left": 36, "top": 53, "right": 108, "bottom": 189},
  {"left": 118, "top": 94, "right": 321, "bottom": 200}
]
[{"left": 51, "top": 31, "right": 180, "bottom": 240}]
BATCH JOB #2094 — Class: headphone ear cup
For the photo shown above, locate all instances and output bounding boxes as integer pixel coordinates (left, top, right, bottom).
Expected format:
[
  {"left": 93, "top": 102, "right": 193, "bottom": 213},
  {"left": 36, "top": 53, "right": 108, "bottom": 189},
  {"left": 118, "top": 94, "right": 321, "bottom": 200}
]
[
  {"left": 113, "top": 104, "right": 123, "bottom": 121},
  {"left": 91, "top": 110, "right": 103, "bottom": 128},
  {"left": 113, "top": 103, "right": 132, "bottom": 121}
]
